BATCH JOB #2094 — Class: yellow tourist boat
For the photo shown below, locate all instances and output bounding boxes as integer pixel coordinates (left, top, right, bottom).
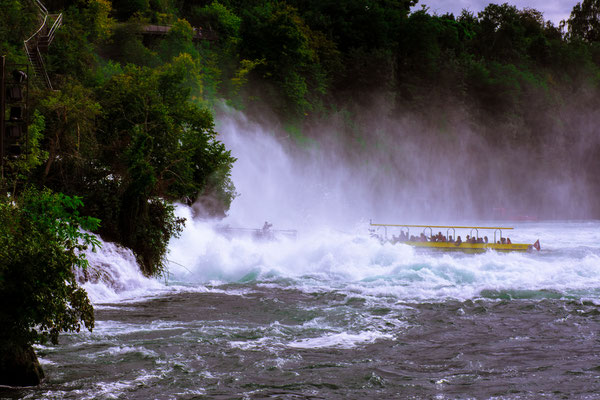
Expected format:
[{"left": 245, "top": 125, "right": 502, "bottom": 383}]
[{"left": 369, "top": 222, "right": 540, "bottom": 252}]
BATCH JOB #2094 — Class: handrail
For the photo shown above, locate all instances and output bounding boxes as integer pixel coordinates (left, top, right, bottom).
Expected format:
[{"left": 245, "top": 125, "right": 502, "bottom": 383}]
[
  {"left": 35, "top": 47, "right": 52, "bottom": 90},
  {"left": 33, "top": 0, "right": 48, "bottom": 16},
  {"left": 369, "top": 222, "right": 514, "bottom": 230},
  {"left": 23, "top": 42, "right": 53, "bottom": 90},
  {"left": 23, "top": 1, "right": 60, "bottom": 90},
  {"left": 46, "top": 13, "right": 63, "bottom": 45},
  {"left": 24, "top": 14, "right": 48, "bottom": 44}
]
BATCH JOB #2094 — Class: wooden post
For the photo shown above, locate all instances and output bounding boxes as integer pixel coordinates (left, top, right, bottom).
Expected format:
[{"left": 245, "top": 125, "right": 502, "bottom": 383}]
[{"left": 1, "top": 55, "right": 6, "bottom": 179}]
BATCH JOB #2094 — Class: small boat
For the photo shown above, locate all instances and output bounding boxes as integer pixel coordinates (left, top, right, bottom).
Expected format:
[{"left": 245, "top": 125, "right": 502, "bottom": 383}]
[
  {"left": 216, "top": 222, "right": 297, "bottom": 241},
  {"left": 369, "top": 222, "right": 540, "bottom": 252}
]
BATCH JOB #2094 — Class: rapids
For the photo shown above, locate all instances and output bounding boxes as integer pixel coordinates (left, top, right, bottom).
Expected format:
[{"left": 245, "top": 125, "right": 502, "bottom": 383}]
[{"left": 3, "top": 109, "right": 600, "bottom": 399}]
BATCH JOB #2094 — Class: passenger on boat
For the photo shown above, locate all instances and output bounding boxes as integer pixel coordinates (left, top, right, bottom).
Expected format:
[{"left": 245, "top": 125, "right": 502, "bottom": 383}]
[
  {"left": 263, "top": 221, "right": 273, "bottom": 232},
  {"left": 420, "top": 233, "right": 428, "bottom": 242},
  {"left": 455, "top": 235, "right": 462, "bottom": 245},
  {"left": 484, "top": 236, "right": 488, "bottom": 243},
  {"left": 506, "top": 237, "right": 512, "bottom": 244},
  {"left": 501, "top": 238, "right": 506, "bottom": 244},
  {"left": 448, "top": 236, "right": 454, "bottom": 243}
]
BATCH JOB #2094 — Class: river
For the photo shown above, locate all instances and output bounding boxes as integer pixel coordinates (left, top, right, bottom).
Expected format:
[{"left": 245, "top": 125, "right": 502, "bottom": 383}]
[
  {"left": 1, "top": 219, "right": 599, "bottom": 399},
  {"left": 3, "top": 110, "right": 600, "bottom": 399}
]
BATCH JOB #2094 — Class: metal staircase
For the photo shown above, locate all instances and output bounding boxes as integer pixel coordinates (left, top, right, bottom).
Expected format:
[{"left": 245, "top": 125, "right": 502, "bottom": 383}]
[{"left": 23, "top": 0, "right": 62, "bottom": 90}]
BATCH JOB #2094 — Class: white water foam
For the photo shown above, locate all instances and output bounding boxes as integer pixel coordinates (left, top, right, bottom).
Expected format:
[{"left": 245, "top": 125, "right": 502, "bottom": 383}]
[
  {"left": 168, "top": 203, "right": 600, "bottom": 301},
  {"left": 80, "top": 239, "right": 165, "bottom": 304},
  {"left": 83, "top": 107, "right": 600, "bottom": 304},
  {"left": 287, "top": 331, "right": 394, "bottom": 349}
]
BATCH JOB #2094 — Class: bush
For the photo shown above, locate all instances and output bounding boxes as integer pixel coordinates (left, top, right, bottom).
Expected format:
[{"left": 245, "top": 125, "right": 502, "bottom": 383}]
[{"left": 0, "top": 188, "right": 99, "bottom": 349}]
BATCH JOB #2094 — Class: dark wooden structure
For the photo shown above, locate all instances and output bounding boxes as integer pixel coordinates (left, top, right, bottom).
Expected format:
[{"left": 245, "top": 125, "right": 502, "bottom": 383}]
[
  {"left": 0, "top": 57, "right": 29, "bottom": 175},
  {"left": 142, "top": 24, "right": 218, "bottom": 41}
]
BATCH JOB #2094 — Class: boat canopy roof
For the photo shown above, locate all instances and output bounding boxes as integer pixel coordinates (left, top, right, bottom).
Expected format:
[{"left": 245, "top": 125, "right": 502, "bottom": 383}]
[{"left": 369, "top": 222, "right": 514, "bottom": 230}]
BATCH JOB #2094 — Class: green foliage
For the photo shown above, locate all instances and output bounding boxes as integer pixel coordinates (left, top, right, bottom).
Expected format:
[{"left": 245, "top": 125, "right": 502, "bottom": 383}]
[
  {"left": 112, "top": 0, "right": 150, "bottom": 20},
  {"left": 0, "top": 188, "right": 98, "bottom": 348},
  {"left": 191, "top": 1, "right": 241, "bottom": 42},
  {"left": 1, "top": 110, "right": 48, "bottom": 192},
  {"left": 109, "top": 19, "right": 159, "bottom": 67},
  {"left": 239, "top": 2, "right": 328, "bottom": 114},
  {"left": 38, "top": 80, "right": 101, "bottom": 183},
  {"left": 158, "top": 18, "right": 196, "bottom": 61},
  {"left": 286, "top": 0, "right": 415, "bottom": 51},
  {"left": 0, "top": 0, "right": 38, "bottom": 61},
  {"left": 568, "top": 0, "right": 600, "bottom": 42},
  {"left": 91, "top": 62, "right": 235, "bottom": 274}
]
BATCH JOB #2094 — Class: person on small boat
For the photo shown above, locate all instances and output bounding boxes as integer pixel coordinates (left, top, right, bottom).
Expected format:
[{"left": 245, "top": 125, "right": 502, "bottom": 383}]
[
  {"left": 263, "top": 221, "right": 273, "bottom": 232},
  {"left": 501, "top": 237, "right": 506, "bottom": 244},
  {"left": 448, "top": 235, "right": 454, "bottom": 243},
  {"left": 455, "top": 235, "right": 462, "bottom": 245},
  {"left": 484, "top": 236, "right": 488, "bottom": 243},
  {"left": 506, "top": 237, "right": 512, "bottom": 244}
]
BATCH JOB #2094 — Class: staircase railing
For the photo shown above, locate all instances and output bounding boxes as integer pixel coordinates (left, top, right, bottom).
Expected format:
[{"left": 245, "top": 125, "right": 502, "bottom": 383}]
[
  {"left": 46, "top": 13, "right": 62, "bottom": 46},
  {"left": 23, "top": 1, "right": 61, "bottom": 90},
  {"left": 33, "top": 0, "right": 48, "bottom": 15},
  {"left": 25, "top": 45, "right": 52, "bottom": 90}
]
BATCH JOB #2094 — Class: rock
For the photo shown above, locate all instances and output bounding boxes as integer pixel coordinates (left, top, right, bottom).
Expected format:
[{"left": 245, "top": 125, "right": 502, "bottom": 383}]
[{"left": 0, "top": 344, "right": 45, "bottom": 387}]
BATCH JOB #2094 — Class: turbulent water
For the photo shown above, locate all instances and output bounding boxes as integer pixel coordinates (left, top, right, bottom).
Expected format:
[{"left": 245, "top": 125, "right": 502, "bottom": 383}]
[
  {"left": 2, "top": 219, "right": 598, "bottom": 400},
  {"left": 3, "top": 111, "right": 600, "bottom": 399}
]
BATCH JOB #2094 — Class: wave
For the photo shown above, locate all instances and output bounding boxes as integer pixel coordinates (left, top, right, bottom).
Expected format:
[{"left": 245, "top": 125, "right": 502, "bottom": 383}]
[
  {"left": 167, "top": 205, "right": 600, "bottom": 301},
  {"left": 79, "top": 108, "right": 600, "bottom": 304},
  {"left": 79, "top": 239, "right": 165, "bottom": 304}
]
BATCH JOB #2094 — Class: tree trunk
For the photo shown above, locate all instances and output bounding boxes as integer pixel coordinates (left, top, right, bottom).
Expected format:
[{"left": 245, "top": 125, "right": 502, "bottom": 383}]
[{"left": 0, "top": 344, "right": 45, "bottom": 386}]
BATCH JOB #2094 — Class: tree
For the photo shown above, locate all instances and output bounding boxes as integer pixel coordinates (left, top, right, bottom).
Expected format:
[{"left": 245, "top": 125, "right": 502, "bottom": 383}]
[
  {"left": 38, "top": 80, "right": 101, "bottom": 183},
  {"left": 0, "top": 188, "right": 99, "bottom": 386},
  {"left": 239, "top": 2, "right": 327, "bottom": 114},
  {"left": 568, "top": 0, "right": 600, "bottom": 42},
  {"left": 0, "top": 0, "right": 38, "bottom": 61},
  {"left": 93, "top": 62, "right": 236, "bottom": 274}
]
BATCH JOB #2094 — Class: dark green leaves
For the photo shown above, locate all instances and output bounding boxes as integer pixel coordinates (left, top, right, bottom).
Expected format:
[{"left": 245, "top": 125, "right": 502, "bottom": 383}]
[{"left": 0, "top": 188, "right": 98, "bottom": 347}]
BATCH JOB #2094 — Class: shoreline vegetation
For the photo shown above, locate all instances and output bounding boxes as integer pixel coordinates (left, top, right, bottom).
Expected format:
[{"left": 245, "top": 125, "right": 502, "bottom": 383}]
[{"left": 1, "top": 0, "right": 600, "bottom": 386}]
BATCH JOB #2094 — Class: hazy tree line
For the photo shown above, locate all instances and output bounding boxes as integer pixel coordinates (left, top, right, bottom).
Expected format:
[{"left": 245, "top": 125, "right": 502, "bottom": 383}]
[{"left": 1, "top": 0, "right": 600, "bottom": 385}]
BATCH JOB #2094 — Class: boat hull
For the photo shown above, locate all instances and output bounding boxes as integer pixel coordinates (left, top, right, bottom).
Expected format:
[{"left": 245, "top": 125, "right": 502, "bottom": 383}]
[{"left": 398, "top": 241, "right": 532, "bottom": 252}]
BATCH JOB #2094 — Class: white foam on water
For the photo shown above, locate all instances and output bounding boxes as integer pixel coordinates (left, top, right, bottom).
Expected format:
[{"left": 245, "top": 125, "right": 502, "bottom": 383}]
[
  {"left": 80, "top": 239, "right": 165, "bottom": 304},
  {"left": 287, "top": 330, "right": 394, "bottom": 349},
  {"left": 83, "top": 345, "right": 159, "bottom": 360},
  {"left": 81, "top": 107, "right": 600, "bottom": 305},
  {"left": 168, "top": 207, "right": 600, "bottom": 302}
]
